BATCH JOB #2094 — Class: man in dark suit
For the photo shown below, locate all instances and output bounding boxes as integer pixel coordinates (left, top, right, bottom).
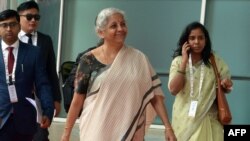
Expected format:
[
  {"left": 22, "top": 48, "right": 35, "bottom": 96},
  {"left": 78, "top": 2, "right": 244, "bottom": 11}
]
[
  {"left": 17, "top": 1, "right": 61, "bottom": 141},
  {"left": 0, "top": 9, "right": 54, "bottom": 141}
]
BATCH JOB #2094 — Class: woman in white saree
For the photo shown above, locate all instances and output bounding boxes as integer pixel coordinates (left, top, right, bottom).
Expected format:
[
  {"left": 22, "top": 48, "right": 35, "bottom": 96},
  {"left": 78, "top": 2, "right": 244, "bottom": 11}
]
[
  {"left": 168, "top": 22, "right": 233, "bottom": 141},
  {"left": 61, "top": 7, "right": 176, "bottom": 141}
]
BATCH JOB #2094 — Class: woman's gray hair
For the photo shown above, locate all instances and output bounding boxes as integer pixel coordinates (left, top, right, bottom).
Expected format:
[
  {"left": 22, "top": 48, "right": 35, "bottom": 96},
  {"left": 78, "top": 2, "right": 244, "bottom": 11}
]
[{"left": 95, "top": 7, "right": 125, "bottom": 32}]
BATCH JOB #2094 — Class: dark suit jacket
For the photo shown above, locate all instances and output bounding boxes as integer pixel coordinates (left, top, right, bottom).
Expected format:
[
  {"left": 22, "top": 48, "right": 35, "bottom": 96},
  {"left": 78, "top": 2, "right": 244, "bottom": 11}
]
[
  {"left": 37, "top": 32, "right": 61, "bottom": 102},
  {"left": 0, "top": 40, "right": 54, "bottom": 134}
]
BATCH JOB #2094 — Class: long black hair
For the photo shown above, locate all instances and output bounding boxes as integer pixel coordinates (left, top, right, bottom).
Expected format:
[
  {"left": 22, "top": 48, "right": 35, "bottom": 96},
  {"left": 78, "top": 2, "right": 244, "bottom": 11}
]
[{"left": 173, "top": 21, "right": 212, "bottom": 66}]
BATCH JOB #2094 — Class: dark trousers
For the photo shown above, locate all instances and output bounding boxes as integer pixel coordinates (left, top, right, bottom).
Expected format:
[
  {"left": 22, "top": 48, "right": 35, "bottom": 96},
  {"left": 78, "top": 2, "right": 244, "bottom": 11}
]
[
  {"left": 0, "top": 115, "right": 33, "bottom": 141},
  {"left": 33, "top": 124, "right": 49, "bottom": 141}
]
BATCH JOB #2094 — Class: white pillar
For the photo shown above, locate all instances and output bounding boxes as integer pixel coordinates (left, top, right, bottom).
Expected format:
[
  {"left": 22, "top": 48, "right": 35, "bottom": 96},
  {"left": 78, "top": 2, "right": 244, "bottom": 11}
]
[
  {"left": 56, "top": 0, "right": 64, "bottom": 74},
  {"left": 200, "top": 0, "right": 207, "bottom": 25}
]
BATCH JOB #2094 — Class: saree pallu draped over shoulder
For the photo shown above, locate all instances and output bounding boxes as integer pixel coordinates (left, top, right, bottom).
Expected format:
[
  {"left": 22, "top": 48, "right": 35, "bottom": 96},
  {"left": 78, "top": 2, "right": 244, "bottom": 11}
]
[{"left": 79, "top": 46, "right": 164, "bottom": 141}]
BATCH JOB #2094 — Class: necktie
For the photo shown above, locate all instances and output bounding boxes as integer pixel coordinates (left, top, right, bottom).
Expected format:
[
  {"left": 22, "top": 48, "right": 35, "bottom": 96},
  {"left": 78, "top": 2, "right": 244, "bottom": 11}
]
[
  {"left": 26, "top": 33, "right": 33, "bottom": 45},
  {"left": 7, "top": 47, "right": 15, "bottom": 75}
]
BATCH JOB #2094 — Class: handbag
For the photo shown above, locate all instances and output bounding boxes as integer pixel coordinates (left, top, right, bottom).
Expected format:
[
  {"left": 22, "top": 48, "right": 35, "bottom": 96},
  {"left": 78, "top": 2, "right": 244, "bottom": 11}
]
[{"left": 210, "top": 53, "right": 232, "bottom": 125}]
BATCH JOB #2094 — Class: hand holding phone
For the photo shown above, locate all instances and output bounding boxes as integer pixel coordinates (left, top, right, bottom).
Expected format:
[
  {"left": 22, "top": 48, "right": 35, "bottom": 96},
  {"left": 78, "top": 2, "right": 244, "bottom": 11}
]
[
  {"left": 182, "top": 41, "right": 191, "bottom": 55},
  {"left": 181, "top": 42, "right": 191, "bottom": 65}
]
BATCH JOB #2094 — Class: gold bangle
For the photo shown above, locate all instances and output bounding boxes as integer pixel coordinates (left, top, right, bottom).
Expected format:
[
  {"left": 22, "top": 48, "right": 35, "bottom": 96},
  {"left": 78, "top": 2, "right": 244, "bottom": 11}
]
[
  {"left": 64, "top": 126, "right": 72, "bottom": 130},
  {"left": 166, "top": 127, "right": 173, "bottom": 130},
  {"left": 177, "top": 70, "right": 185, "bottom": 75}
]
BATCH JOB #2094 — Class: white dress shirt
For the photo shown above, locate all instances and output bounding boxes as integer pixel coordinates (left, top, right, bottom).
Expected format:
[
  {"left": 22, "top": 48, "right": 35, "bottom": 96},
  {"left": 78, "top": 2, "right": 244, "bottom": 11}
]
[{"left": 18, "top": 30, "right": 38, "bottom": 46}]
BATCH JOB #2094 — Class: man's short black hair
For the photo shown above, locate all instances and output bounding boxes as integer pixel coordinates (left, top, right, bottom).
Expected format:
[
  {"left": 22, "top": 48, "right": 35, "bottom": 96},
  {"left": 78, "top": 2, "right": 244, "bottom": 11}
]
[
  {"left": 0, "top": 9, "right": 20, "bottom": 22},
  {"left": 17, "top": 1, "right": 39, "bottom": 13}
]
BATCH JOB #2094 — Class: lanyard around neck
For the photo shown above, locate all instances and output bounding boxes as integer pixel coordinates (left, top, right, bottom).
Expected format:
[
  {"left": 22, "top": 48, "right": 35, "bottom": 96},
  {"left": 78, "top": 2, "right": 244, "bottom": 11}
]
[{"left": 188, "top": 53, "right": 205, "bottom": 99}]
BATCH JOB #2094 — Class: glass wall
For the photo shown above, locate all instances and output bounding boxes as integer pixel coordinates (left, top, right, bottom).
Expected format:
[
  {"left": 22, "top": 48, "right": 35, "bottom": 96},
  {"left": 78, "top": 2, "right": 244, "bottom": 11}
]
[{"left": 205, "top": 0, "right": 250, "bottom": 124}]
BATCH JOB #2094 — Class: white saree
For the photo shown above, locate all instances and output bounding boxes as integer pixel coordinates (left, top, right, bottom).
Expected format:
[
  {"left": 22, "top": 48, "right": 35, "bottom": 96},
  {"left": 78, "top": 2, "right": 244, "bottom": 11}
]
[{"left": 79, "top": 46, "right": 164, "bottom": 141}]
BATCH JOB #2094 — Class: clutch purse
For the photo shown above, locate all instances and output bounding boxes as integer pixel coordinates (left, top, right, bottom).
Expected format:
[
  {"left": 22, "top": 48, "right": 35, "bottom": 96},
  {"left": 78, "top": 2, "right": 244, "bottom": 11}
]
[{"left": 210, "top": 53, "right": 232, "bottom": 125}]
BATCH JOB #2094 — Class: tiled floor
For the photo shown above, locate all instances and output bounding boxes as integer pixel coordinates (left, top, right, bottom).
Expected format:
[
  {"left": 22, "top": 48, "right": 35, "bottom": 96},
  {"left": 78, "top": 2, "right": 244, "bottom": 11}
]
[{"left": 49, "top": 118, "right": 165, "bottom": 141}]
